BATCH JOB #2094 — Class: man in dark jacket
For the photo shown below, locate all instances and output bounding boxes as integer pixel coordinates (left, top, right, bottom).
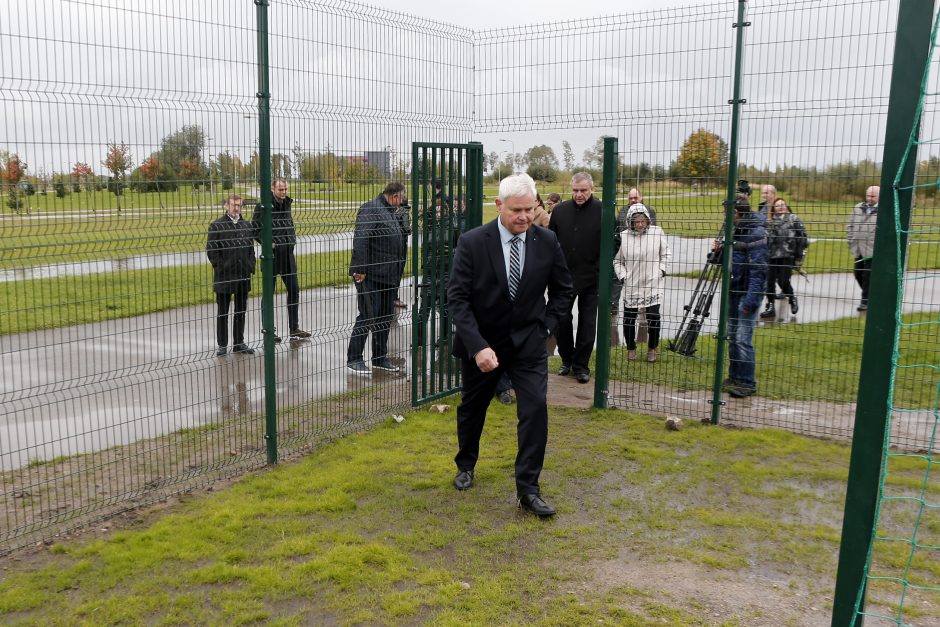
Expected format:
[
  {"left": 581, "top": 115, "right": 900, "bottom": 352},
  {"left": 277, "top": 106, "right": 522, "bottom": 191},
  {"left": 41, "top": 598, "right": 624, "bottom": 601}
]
[
  {"left": 346, "top": 182, "right": 407, "bottom": 374},
  {"left": 548, "top": 172, "right": 602, "bottom": 384},
  {"left": 207, "top": 195, "right": 257, "bottom": 355},
  {"left": 252, "top": 177, "right": 310, "bottom": 342},
  {"left": 713, "top": 194, "right": 768, "bottom": 398}
]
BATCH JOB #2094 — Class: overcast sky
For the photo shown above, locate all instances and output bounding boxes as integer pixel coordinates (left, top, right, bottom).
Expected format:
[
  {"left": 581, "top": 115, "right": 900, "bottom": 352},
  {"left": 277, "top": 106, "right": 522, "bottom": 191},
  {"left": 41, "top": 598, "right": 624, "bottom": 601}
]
[
  {"left": 1, "top": 0, "right": 916, "bottom": 178},
  {"left": 374, "top": 0, "right": 669, "bottom": 29}
]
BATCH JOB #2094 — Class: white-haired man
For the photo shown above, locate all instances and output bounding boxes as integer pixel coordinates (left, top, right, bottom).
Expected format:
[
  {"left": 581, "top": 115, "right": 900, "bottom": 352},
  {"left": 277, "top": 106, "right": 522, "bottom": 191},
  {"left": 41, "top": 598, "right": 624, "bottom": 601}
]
[{"left": 447, "top": 173, "right": 574, "bottom": 517}]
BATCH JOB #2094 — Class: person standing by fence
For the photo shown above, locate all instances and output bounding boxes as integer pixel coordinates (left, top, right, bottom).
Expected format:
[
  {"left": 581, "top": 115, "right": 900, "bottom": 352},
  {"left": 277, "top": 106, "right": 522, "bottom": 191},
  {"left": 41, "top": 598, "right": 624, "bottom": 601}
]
[
  {"left": 252, "top": 177, "right": 311, "bottom": 341},
  {"left": 761, "top": 198, "right": 809, "bottom": 319},
  {"left": 549, "top": 172, "right": 602, "bottom": 384},
  {"left": 346, "top": 182, "right": 408, "bottom": 375},
  {"left": 613, "top": 203, "right": 671, "bottom": 363},
  {"left": 847, "top": 185, "right": 879, "bottom": 312},
  {"left": 714, "top": 194, "right": 768, "bottom": 399},
  {"left": 207, "top": 195, "right": 257, "bottom": 356}
]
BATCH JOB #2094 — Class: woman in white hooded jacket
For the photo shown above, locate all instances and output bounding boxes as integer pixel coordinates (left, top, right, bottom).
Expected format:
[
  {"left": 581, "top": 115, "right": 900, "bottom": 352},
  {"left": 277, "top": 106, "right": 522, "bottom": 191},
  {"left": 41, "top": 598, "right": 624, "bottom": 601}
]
[{"left": 613, "top": 204, "right": 671, "bottom": 362}]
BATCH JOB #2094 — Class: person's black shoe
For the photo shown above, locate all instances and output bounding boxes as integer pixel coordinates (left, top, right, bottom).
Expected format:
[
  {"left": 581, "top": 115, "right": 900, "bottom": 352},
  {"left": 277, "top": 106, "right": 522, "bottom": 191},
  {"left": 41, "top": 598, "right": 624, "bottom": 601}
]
[
  {"left": 789, "top": 296, "right": 799, "bottom": 314},
  {"left": 216, "top": 346, "right": 227, "bottom": 356},
  {"left": 557, "top": 364, "right": 572, "bottom": 376},
  {"left": 729, "top": 384, "right": 756, "bottom": 398},
  {"left": 857, "top": 299, "right": 869, "bottom": 312},
  {"left": 497, "top": 390, "right": 513, "bottom": 405},
  {"left": 289, "top": 328, "right": 312, "bottom": 339},
  {"left": 372, "top": 357, "right": 401, "bottom": 372},
  {"left": 453, "top": 470, "right": 474, "bottom": 490},
  {"left": 347, "top": 360, "right": 371, "bottom": 375},
  {"left": 575, "top": 372, "right": 590, "bottom": 384},
  {"left": 760, "top": 304, "right": 776, "bottom": 319},
  {"left": 232, "top": 344, "right": 255, "bottom": 354},
  {"left": 518, "top": 494, "right": 556, "bottom": 517}
]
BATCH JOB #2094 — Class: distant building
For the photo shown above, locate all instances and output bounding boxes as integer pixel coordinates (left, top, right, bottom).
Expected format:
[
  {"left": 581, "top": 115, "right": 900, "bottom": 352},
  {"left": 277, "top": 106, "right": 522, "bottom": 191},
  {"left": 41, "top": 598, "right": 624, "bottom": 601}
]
[{"left": 364, "top": 151, "right": 391, "bottom": 177}]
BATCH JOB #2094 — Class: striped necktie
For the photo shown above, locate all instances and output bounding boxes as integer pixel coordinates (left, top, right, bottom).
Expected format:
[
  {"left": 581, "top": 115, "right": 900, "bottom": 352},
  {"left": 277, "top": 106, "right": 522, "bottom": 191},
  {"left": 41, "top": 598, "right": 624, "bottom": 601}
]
[{"left": 508, "top": 236, "right": 521, "bottom": 300}]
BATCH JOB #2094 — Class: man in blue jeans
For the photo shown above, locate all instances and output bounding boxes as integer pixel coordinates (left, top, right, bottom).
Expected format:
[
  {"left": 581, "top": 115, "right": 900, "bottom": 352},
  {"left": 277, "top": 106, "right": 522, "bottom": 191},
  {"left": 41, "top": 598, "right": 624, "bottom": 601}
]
[{"left": 713, "top": 193, "right": 768, "bottom": 398}]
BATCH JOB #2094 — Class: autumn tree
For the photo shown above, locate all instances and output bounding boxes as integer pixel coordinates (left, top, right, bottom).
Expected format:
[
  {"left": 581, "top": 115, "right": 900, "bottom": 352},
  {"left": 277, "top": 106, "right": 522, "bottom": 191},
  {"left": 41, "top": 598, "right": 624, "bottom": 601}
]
[
  {"left": 525, "top": 145, "right": 559, "bottom": 182},
  {"left": 71, "top": 162, "right": 95, "bottom": 192},
  {"left": 179, "top": 158, "right": 202, "bottom": 192},
  {"left": 1, "top": 152, "right": 28, "bottom": 213},
  {"left": 672, "top": 129, "right": 729, "bottom": 188},
  {"left": 102, "top": 142, "right": 131, "bottom": 211}
]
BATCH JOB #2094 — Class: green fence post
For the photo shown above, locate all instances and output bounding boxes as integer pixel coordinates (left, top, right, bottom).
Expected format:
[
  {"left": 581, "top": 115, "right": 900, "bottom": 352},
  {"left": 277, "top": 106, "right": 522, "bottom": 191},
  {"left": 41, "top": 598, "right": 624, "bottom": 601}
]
[
  {"left": 255, "top": 0, "right": 277, "bottom": 464},
  {"left": 710, "top": 0, "right": 750, "bottom": 425},
  {"left": 593, "top": 136, "right": 618, "bottom": 409},
  {"left": 467, "top": 141, "right": 484, "bottom": 229},
  {"left": 830, "top": 1, "right": 935, "bottom": 623}
]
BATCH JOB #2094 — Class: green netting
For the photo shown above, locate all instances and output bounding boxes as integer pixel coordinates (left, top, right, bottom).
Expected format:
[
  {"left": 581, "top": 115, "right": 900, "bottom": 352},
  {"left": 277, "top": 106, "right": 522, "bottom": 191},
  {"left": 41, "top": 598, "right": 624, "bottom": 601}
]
[{"left": 854, "top": 7, "right": 940, "bottom": 624}]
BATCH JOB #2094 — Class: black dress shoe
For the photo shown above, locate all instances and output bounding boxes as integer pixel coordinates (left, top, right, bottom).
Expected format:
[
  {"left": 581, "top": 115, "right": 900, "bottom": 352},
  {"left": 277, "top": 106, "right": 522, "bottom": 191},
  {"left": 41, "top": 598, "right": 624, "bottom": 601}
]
[
  {"left": 232, "top": 343, "right": 255, "bottom": 354},
  {"left": 453, "top": 470, "right": 474, "bottom": 491},
  {"left": 216, "top": 346, "right": 227, "bottom": 356},
  {"left": 518, "top": 493, "right": 555, "bottom": 517},
  {"left": 557, "top": 364, "right": 571, "bottom": 376},
  {"left": 575, "top": 372, "right": 590, "bottom": 384}
]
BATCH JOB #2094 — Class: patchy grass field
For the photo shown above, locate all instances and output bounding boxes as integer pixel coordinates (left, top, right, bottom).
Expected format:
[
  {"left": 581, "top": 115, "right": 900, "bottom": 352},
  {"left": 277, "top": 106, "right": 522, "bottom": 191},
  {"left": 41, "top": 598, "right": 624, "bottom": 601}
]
[{"left": 2, "top": 402, "right": 938, "bottom": 625}]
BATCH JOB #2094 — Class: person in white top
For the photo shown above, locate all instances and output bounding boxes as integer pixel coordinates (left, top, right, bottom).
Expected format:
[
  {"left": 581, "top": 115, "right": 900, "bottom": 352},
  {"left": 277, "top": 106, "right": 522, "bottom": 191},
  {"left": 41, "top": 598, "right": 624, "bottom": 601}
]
[{"left": 613, "top": 204, "right": 672, "bottom": 363}]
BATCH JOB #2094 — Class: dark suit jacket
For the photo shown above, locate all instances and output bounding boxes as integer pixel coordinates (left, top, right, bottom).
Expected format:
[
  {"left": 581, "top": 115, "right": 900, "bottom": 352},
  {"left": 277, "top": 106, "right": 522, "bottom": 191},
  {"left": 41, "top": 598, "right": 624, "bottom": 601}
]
[
  {"left": 447, "top": 220, "right": 574, "bottom": 361},
  {"left": 349, "top": 194, "right": 407, "bottom": 287}
]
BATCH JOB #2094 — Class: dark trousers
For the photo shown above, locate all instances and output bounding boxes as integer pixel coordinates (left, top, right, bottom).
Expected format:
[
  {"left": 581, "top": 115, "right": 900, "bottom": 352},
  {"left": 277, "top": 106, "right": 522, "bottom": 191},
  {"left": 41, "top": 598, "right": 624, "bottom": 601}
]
[
  {"left": 455, "top": 330, "right": 548, "bottom": 496},
  {"left": 347, "top": 281, "right": 396, "bottom": 363},
  {"left": 216, "top": 284, "right": 249, "bottom": 347},
  {"left": 766, "top": 257, "right": 794, "bottom": 302},
  {"left": 274, "top": 246, "right": 300, "bottom": 331},
  {"left": 623, "top": 304, "right": 661, "bottom": 351},
  {"left": 556, "top": 289, "right": 599, "bottom": 375},
  {"left": 854, "top": 256, "right": 872, "bottom": 301}
]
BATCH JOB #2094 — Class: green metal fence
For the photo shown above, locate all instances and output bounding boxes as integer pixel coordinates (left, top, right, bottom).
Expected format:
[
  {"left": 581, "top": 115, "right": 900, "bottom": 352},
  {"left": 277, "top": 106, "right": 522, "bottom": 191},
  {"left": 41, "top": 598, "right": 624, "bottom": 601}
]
[{"left": 2, "top": 5, "right": 939, "bottom": 599}]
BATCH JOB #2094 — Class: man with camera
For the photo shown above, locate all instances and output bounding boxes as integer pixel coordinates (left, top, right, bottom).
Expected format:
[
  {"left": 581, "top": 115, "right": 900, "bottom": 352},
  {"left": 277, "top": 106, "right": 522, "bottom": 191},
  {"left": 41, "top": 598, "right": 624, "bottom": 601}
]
[{"left": 712, "top": 192, "right": 768, "bottom": 398}]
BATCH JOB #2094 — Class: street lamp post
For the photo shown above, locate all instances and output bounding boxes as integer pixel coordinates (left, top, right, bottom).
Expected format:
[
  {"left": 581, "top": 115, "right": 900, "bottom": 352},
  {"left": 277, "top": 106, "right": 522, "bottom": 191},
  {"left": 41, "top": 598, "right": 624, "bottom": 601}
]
[{"left": 498, "top": 139, "right": 515, "bottom": 174}]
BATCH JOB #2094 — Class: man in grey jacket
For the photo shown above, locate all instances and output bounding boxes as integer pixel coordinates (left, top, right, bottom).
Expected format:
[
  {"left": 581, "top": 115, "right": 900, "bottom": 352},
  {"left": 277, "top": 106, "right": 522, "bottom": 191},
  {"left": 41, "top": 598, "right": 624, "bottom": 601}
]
[
  {"left": 347, "top": 182, "right": 407, "bottom": 374},
  {"left": 847, "top": 186, "right": 879, "bottom": 311}
]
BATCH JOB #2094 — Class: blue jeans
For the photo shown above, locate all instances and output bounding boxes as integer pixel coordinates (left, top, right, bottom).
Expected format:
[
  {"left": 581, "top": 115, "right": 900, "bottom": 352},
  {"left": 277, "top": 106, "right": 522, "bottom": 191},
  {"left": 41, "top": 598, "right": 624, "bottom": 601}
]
[{"left": 727, "top": 295, "right": 758, "bottom": 390}]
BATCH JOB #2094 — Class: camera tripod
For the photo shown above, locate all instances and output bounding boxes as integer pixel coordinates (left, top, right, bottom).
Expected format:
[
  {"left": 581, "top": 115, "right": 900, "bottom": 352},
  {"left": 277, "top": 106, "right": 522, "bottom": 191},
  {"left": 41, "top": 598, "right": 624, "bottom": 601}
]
[{"left": 669, "top": 245, "right": 722, "bottom": 357}]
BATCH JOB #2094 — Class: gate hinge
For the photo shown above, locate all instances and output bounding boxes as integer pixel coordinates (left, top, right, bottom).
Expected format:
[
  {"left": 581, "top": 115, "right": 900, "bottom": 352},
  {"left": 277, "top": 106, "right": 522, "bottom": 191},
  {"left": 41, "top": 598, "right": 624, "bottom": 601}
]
[
  {"left": 728, "top": 99, "right": 747, "bottom": 105},
  {"left": 733, "top": 21, "right": 752, "bottom": 28}
]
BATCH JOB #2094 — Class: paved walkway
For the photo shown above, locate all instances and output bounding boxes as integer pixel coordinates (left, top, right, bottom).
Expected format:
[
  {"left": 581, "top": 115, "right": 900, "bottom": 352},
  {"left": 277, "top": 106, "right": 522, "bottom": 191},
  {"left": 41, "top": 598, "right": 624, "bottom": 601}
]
[{"left": 2, "top": 272, "right": 939, "bottom": 470}]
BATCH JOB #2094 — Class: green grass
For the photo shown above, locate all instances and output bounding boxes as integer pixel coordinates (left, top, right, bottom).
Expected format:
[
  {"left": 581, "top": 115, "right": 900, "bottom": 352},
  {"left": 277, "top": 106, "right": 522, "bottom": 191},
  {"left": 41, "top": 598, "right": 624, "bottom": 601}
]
[
  {"left": 0, "top": 249, "right": 354, "bottom": 336},
  {"left": 1, "top": 403, "right": 937, "bottom": 624},
  {"left": 608, "top": 312, "right": 940, "bottom": 409}
]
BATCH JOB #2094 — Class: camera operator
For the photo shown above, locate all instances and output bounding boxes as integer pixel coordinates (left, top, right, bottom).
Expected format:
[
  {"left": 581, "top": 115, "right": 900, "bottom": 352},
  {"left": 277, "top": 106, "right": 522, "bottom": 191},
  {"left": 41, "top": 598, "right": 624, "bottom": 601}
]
[{"left": 711, "top": 193, "right": 768, "bottom": 398}]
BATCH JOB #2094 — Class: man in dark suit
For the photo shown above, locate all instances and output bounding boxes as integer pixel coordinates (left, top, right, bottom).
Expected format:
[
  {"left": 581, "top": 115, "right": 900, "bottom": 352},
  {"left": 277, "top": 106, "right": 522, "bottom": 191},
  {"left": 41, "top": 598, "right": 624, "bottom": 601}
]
[{"left": 447, "top": 173, "right": 574, "bottom": 517}]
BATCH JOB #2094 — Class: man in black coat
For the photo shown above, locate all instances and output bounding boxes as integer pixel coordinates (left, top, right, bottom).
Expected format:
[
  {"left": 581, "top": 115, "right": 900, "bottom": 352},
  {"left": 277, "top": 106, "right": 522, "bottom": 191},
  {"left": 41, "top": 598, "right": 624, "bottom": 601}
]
[
  {"left": 346, "top": 182, "right": 407, "bottom": 375},
  {"left": 252, "top": 177, "right": 310, "bottom": 342},
  {"left": 447, "top": 173, "right": 574, "bottom": 517},
  {"left": 548, "top": 172, "right": 603, "bottom": 384},
  {"left": 207, "top": 194, "right": 257, "bottom": 355}
]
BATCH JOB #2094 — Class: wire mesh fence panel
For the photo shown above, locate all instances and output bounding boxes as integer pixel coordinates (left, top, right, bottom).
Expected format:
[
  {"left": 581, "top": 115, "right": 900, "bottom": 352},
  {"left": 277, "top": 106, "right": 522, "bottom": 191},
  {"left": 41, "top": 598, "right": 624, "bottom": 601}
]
[
  {"left": 0, "top": 0, "right": 473, "bottom": 552},
  {"left": 854, "top": 7, "right": 940, "bottom": 622},
  {"left": 264, "top": 1, "right": 472, "bottom": 458}
]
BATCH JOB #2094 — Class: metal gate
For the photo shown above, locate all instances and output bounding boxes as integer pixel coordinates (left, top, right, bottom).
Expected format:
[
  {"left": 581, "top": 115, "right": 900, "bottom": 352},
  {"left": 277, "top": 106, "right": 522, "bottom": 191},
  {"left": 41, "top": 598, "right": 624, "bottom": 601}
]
[{"left": 410, "top": 142, "right": 484, "bottom": 406}]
